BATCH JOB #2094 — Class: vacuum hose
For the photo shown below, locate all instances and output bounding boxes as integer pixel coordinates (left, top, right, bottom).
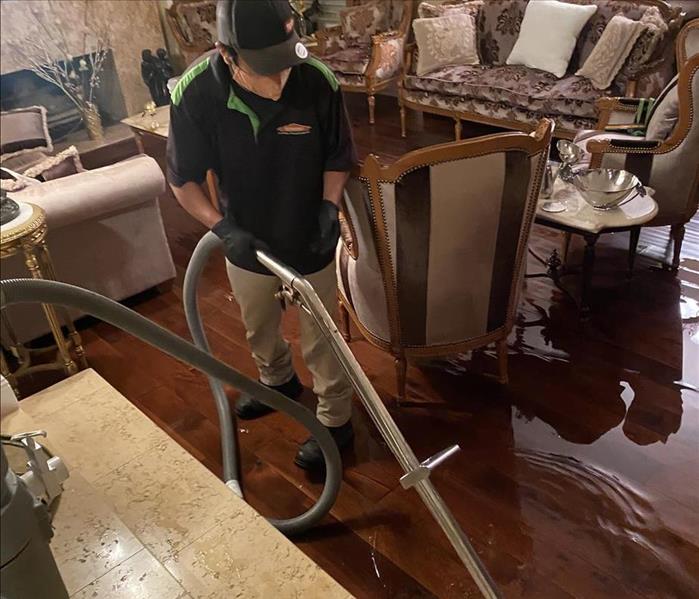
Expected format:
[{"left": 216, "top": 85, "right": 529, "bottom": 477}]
[{"left": 0, "top": 278, "right": 341, "bottom": 536}]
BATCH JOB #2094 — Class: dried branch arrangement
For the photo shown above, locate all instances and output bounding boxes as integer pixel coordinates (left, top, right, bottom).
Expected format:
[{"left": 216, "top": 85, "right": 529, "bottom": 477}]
[{"left": 10, "top": 0, "right": 111, "bottom": 113}]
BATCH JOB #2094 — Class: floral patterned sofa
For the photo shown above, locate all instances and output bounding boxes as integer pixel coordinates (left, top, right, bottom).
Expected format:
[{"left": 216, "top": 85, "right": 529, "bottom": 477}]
[
  {"left": 400, "top": 0, "right": 684, "bottom": 139},
  {"left": 315, "top": 0, "right": 413, "bottom": 124}
]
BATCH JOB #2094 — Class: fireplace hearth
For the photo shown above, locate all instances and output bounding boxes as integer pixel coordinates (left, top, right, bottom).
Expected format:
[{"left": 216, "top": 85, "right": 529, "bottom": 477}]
[{"left": 0, "top": 50, "right": 127, "bottom": 142}]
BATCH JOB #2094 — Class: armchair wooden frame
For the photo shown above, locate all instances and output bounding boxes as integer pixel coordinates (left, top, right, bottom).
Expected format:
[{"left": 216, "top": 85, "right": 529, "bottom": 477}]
[
  {"left": 398, "top": 0, "right": 682, "bottom": 141},
  {"left": 316, "top": 1, "right": 414, "bottom": 125},
  {"left": 588, "top": 48, "right": 699, "bottom": 271},
  {"left": 338, "top": 120, "right": 553, "bottom": 400}
]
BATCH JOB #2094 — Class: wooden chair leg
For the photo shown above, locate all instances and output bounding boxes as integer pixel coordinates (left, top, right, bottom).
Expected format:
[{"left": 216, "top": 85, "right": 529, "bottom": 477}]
[
  {"left": 670, "top": 223, "right": 685, "bottom": 272},
  {"left": 368, "top": 94, "right": 376, "bottom": 125},
  {"left": 399, "top": 103, "right": 407, "bottom": 138},
  {"left": 562, "top": 231, "right": 573, "bottom": 264},
  {"left": 395, "top": 355, "right": 407, "bottom": 404},
  {"left": 496, "top": 339, "right": 509, "bottom": 384},
  {"left": 338, "top": 299, "right": 351, "bottom": 342},
  {"left": 628, "top": 226, "right": 641, "bottom": 278},
  {"left": 454, "top": 118, "right": 462, "bottom": 141}
]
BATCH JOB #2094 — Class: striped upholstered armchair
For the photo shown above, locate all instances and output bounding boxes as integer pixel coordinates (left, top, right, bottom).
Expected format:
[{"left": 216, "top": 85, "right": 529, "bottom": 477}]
[{"left": 337, "top": 120, "right": 553, "bottom": 400}]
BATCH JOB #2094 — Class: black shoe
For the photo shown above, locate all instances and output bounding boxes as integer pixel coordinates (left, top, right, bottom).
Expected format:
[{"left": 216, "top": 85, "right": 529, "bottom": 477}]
[
  {"left": 294, "top": 420, "right": 354, "bottom": 471},
  {"left": 235, "top": 374, "right": 304, "bottom": 420}
]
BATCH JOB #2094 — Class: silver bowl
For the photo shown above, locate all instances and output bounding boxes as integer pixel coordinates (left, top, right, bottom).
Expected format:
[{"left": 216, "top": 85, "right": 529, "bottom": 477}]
[{"left": 570, "top": 168, "right": 642, "bottom": 210}]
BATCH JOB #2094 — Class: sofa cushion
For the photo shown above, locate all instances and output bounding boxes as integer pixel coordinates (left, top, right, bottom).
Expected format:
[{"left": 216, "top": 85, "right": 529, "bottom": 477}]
[
  {"left": 323, "top": 45, "right": 371, "bottom": 75},
  {"left": 619, "top": 6, "right": 669, "bottom": 79},
  {"left": 506, "top": 1, "right": 597, "bottom": 78},
  {"left": 477, "top": 0, "right": 527, "bottom": 65},
  {"left": 418, "top": 0, "right": 483, "bottom": 19},
  {"left": 413, "top": 13, "right": 479, "bottom": 76},
  {"left": 402, "top": 87, "right": 597, "bottom": 133},
  {"left": 404, "top": 65, "right": 609, "bottom": 119},
  {"left": 0, "top": 106, "right": 53, "bottom": 159},
  {"left": 570, "top": 1, "right": 653, "bottom": 73},
  {"left": 576, "top": 14, "right": 644, "bottom": 90}
]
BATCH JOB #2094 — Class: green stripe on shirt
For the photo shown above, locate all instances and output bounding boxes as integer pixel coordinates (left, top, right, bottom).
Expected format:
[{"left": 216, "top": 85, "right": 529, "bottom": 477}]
[
  {"left": 307, "top": 56, "right": 339, "bottom": 92},
  {"left": 170, "top": 56, "right": 211, "bottom": 106}
]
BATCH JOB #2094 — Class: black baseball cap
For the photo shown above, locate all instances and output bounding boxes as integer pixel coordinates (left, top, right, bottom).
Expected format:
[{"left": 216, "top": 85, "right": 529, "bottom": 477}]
[{"left": 216, "top": 0, "right": 309, "bottom": 76}]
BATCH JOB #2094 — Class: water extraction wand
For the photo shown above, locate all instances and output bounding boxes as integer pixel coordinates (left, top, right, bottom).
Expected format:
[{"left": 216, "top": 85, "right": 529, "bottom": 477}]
[
  {"left": 0, "top": 235, "right": 500, "bottom": 598},
  {"left": 184, "top": 232, "right": 501, "bottom": 599}
]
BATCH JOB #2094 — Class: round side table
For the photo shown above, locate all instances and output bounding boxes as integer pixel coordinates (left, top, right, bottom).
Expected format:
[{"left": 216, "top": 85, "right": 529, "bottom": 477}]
[{"left": 1, "top": 202, "right": 87, "bottom": 395}]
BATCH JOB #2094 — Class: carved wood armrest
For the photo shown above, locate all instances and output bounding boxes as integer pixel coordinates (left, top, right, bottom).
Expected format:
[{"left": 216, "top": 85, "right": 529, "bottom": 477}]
[
  {"left": 595, "top": 97, "right": 647, "bottom": 129},
  {"left": 366, "top": 30, "right": 405, "bottom": 81}
]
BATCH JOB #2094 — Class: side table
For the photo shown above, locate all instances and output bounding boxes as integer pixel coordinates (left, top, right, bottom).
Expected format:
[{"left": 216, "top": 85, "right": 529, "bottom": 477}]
[
  {"left": 1, "top": 203, "right": 87, "bottom": 395},
  {"left": 529, "top": 179, "right": 658, "bottom": 316}
]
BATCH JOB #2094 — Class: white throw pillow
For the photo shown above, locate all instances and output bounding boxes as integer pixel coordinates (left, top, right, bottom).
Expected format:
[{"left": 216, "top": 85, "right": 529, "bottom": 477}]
[
  {"left": 412, "top": 13, "right": 479, "bottom": 77},
  {"left": 506, "top": 0, "right": 597, "bottom": 78}
]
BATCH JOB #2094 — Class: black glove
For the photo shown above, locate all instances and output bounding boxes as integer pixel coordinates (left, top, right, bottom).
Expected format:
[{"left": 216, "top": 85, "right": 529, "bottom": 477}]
[
  {"left": 310, "top": 200, "right": 340, "bottom": 255},
  {"left": 212, "top": 218, "right": 256, "bottom": 264}
]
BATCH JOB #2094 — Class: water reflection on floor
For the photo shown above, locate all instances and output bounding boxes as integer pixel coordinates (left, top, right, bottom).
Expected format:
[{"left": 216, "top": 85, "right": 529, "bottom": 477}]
[{"left": 400, "top": 249, "right": 699, "bottom": 597}]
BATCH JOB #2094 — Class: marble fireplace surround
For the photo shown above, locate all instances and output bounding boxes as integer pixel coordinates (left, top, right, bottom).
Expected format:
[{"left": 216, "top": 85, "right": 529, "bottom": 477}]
[{"left": 0, "top": 0, "right": 167, "bottom": 116}]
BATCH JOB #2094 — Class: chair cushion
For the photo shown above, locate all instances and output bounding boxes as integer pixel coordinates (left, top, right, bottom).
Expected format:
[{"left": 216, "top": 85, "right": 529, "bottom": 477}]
[
  {"left": 323, "top": 45, "right": 371, "bottom": 75},
  {"left": 645, "top": 74, "right": 679, "bottom": 141},
  {"left": 340, "top": 2, "right": 388, "bottom": 45},
  {"left": 404, "top": 65, "right": 608, "bottom": 119}
]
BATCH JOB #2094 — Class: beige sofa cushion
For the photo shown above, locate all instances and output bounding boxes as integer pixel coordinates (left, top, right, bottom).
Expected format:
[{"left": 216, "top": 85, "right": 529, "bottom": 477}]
[
  {"left": 577, "top": 15, "right": 644, "bottom": 90},
  {"left": 412, "top": 13, "right": 479, "bottom": 76}
]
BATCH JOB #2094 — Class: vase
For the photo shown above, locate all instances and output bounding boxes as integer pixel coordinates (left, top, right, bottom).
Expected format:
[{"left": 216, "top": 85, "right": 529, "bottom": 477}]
[{"left": 82, "top": 102, "right": 104, "bottom": 141}]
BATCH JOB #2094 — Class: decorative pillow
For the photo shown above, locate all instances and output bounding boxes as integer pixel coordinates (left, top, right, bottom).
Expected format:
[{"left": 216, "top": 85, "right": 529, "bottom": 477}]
[
  {"left": 340, "top": 2, "right": 388, "bottom": 45},
  {"left": 0, "top": 106, "right": 53, "bottom": 160},
  {"left": 576, "top": 15, "right": 644, "bottom": 90},
  {"left": 645, "top": 74, "right": 679, "bottom": 141},
  {"left": 413, "top": 13, "right": 479, "bottom": 77},
  {"left": 0, "top": 146, "right": 83, "bottom": 192},
  {"left": 506, "top": 0, "right": 597, "bottom": 78},
  {"left": 620, "top": 7, "right": 668, "bottom": 79},
  {"left": 418, "top": 0, "right": 483, "bottom": 20}
]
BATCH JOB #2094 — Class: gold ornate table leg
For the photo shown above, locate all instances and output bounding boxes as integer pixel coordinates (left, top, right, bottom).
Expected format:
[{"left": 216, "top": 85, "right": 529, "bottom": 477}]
[
  {"left": 22, "top": 244, "right": 78, "bottom": 376},
  {"left": 36, "top": 241, "right": 88, "bottom": 368}
]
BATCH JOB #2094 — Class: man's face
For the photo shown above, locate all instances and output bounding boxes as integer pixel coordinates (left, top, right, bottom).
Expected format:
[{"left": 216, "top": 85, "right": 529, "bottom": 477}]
[{"left": 216, "top": 43, "right": 287, "bottom": 84}]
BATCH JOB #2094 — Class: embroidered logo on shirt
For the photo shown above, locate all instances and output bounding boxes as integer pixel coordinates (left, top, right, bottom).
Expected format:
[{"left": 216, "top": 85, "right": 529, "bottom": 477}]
[{"left": 277, "top": 123, "right": 312, "bottom": 135}]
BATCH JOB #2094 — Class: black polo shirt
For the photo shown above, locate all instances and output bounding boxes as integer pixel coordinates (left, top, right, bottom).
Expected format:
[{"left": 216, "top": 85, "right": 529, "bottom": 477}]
[{"left": 167, "top": 52, "right": 356, "bottom": 274}]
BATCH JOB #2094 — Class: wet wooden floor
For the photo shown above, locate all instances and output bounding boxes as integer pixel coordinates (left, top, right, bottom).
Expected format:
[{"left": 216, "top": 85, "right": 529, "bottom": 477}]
[{"left": 16, "top": 94, "right": 699, "bottom": 598}]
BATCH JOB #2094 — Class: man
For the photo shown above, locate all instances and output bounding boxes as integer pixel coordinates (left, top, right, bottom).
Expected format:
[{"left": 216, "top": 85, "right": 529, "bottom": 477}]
[{"left": 167, "top": 0, "right": 356, "bottom": 470}]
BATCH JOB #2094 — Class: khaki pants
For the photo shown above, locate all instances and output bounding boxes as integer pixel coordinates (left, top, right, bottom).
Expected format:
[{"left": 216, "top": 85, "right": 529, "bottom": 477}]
[{"left": 226, "top": 258, "right": 353, "bottom": 427}]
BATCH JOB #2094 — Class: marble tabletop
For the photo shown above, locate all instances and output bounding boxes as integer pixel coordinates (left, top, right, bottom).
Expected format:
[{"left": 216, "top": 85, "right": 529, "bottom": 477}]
[
  {"left": 122, "top": 105, "right": 170, "bottom": 139},
  {"left": 1, "top": 369, "right": 351, "bottom": 599},
  {"left": 536, "top": 178, "right": 658, "bottom": 234}
]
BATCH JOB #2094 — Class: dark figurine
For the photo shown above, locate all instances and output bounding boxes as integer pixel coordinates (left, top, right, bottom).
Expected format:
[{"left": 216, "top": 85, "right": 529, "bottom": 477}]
[
  {"left": 154, "top": 48, "right": 174, "bottom": 106},
  {"left": 141, "top": 49, "right": 162, "bottom": 105}
]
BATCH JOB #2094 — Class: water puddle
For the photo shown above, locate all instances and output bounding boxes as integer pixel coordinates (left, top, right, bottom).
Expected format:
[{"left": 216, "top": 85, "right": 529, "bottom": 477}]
[{"left": 515, "top": 449, "right": 699, "bottom": 597}]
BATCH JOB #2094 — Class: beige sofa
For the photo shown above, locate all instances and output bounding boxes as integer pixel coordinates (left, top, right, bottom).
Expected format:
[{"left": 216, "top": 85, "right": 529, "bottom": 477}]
[
  {"left": 400, "top": 0, "right": 684, "bottom": 140},
  {"left": 2, "top": 155, "right": 176, "bottom": 342}
]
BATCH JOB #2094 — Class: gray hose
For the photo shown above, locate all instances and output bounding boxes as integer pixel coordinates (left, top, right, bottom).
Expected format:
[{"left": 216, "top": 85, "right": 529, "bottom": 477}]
[
  {"left": 0, "top": 278, "right": 341, "bottom": 536},
  {"left": 182, "top": 233, "right": 240, "bottom": 495}
]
